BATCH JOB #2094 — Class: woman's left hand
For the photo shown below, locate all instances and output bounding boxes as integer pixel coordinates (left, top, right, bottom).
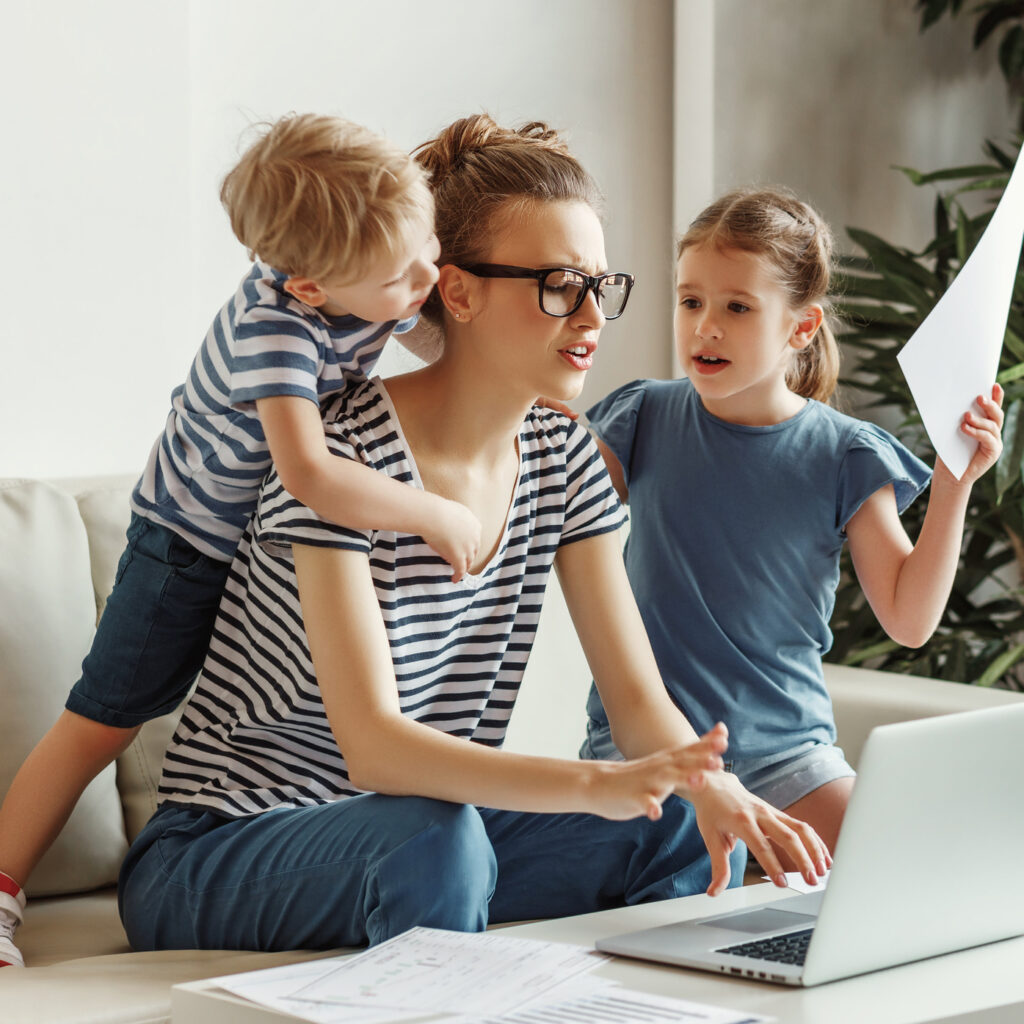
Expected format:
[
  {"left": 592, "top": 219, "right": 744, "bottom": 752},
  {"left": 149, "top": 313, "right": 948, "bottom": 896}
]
[{"left": 689, "top": 772, "right": 831, "bottom": 896}]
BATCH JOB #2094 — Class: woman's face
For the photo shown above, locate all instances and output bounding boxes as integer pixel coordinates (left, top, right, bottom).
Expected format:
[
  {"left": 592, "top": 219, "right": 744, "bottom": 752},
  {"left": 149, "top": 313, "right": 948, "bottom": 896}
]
[{"left": 467, "top": 200, "right": 609, "bottom": 404}]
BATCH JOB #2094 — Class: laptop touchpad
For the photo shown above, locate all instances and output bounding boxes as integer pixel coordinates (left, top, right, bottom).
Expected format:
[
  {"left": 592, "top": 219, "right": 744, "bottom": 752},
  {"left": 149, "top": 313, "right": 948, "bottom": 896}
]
[{"left": 700, "top": 908, "right": 817, "bottom": 934}]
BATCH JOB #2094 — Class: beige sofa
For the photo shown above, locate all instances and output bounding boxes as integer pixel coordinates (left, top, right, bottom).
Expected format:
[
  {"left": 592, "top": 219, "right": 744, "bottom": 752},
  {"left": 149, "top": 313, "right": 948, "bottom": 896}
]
[{"left": 2, "top": 474, "right": 1022, "bottom": 1024}]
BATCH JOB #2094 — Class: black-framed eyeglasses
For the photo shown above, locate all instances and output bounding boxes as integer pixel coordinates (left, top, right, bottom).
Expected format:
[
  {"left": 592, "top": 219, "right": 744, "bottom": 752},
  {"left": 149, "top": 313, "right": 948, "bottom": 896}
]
[{"left": 457, "top": 263, "right": 635, "bottom": 319}]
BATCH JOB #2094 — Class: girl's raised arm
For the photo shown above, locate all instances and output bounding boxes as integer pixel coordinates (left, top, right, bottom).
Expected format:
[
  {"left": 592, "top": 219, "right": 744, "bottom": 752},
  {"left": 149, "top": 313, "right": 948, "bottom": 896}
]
[{"left": 846, "top": 385, "right": 1004, "bottom": 648}]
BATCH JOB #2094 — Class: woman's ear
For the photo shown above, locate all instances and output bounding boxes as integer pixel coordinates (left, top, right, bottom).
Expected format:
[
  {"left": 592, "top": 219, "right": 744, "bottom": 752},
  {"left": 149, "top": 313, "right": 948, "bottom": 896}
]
[
  {"left": 436, "top": 264, "right": 477, "bottom": 322},
  {"left": 283, "top": 277, "right": 328, "bottom": 308},
  {"left": 791, "top": 305, "right": 824, "bottom": 350}
]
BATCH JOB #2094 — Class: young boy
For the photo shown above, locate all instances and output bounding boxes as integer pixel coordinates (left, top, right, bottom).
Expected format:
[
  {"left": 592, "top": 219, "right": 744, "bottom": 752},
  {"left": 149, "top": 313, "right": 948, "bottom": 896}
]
[{"left": 0, "top": 113, "right": 479, "bottom": 967}]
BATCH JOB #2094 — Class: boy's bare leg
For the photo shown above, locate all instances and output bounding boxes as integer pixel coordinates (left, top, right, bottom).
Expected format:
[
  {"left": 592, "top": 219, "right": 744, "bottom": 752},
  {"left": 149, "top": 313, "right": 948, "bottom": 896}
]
[{"left": 0, "top": 710, "right": 140, "bottom": 965}]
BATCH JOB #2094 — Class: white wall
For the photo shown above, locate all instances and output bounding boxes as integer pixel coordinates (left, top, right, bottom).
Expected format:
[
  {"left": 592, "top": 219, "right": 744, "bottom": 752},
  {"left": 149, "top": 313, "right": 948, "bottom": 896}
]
[
  {"left": 711, "top": 0, "right": 1014, "bottom": 252},
  {"left": 1, "top": 2, "right": 191, "bottom": 479},
  {"left": 2, "top": 1, "right": 1010, "bottom": 481},
  {"left": 1, "top": 0, "right": 673, "bottom": 479}
]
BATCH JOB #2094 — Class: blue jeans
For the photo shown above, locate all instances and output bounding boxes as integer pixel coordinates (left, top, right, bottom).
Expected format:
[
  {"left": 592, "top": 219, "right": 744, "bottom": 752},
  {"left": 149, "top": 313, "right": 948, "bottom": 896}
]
[
  {"left": 118, "top": 795, "right": 746, "bottom": 952},
  {"left": 66, "top": 513, "right": 230, "bottom": 727}
]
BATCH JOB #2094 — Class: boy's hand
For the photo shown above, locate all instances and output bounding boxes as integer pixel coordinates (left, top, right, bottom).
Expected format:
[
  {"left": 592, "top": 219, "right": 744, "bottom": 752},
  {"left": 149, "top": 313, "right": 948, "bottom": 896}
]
[
  {"left": 423, "top": 498, "right": 482, "bottom": 582},
  {"left": 536, "top": 396, "right": 578, "bottom": 420},
  {"left": 942, "top": 383, "right": 1004, "bottom": 488}
]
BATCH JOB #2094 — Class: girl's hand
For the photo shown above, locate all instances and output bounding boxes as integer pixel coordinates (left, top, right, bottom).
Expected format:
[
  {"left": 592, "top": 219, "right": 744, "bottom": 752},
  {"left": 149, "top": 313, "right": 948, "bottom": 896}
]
[
  {"left": 948, "top": 383, "right": 1004, "bottom": 488},
  {"left": 589, "top": 724, "right": 729, "bottom": 822},
  {"left": 536, "top": 396, "right": 579, "bottom": 420},
  {"left": 689, "top": 772, "right": 831, "bottom": 896}
]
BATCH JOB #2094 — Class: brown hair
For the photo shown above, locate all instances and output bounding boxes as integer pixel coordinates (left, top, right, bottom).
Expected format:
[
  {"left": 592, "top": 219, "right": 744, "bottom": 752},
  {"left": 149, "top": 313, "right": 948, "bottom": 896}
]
[
  {"left": 412, "top": 113, "right": 602, "bottom": 326},
  {"left": 220, "top": 113, "right": 433, "bottom": 283},
  {"left": 678, "top": 186, "right": 840, "bottom": 403}
]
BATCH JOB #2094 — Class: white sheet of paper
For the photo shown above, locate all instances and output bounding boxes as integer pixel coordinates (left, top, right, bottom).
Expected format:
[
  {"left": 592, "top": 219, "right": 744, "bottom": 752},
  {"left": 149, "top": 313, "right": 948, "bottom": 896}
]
[
  {"left": 896, "top": 151, "right": 1024, "bottom": 479},
  {"left": 291, "top": 927, "right": 608, "bottom": 1018},
  {"left": 212, "top": 957, "right": 429, "bottom": 1024},
  {"left": 481, "top": 981, "right": 773, "bottom": 1024},
  {"left": 204, "top": 935, "right": 771, "bottom": 1024},
  {"left": 761, "top": 869, "right": 830, "bottom": 894}
]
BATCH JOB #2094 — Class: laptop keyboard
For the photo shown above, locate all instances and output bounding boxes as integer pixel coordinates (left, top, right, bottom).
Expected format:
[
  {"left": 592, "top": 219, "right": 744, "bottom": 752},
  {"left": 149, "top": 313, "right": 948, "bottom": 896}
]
[{"left": 717, "top": 927, "right": 814, "bottom": 965}]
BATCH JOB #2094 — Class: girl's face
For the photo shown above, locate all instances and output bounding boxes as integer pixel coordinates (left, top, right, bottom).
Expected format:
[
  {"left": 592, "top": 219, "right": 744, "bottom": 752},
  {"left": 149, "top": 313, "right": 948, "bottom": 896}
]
[
  {"left": 674, "top": 243, "right": 819, "bottom": 425},
  {"left": 462, "top": 200, "right": 609, "bottom": 405}
]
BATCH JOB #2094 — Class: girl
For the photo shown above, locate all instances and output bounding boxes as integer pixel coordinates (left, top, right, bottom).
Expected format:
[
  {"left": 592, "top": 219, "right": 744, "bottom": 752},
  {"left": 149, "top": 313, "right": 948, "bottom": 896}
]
[
  {"left": 117, "top": 126, "right": 829, "bottom": 955},
  {"left": 582, "top": 186, "right": 1004, "bottom": 862}
]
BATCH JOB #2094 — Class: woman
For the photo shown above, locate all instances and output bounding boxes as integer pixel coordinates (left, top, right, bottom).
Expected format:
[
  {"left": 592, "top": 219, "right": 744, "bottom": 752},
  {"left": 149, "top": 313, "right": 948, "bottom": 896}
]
[{"left": 118, "top": 115, "right": 828, "bottom": 953}]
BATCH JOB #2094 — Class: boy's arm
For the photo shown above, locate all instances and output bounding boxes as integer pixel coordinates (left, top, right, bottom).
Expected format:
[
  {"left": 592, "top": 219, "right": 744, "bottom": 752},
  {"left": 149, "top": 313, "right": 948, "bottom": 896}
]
[
  {"left": 257, "top": 394, "right": 480, "bottom": 581},
  {"left": 846, "top": 386, "right": 1004, "bottom": 648}
]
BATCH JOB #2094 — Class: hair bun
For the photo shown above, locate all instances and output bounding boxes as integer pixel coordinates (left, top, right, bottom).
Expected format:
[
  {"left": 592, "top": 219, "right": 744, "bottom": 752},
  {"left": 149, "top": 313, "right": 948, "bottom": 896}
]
[{"left": 414, "top": 114, "right": 569, "bottom": 187}]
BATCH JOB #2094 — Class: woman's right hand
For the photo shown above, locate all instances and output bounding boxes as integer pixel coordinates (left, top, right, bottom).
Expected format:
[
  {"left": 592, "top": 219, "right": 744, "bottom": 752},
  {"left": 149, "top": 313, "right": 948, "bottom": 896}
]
[{"left": 588, "top": 724, "right": 729, "bottom": 822}]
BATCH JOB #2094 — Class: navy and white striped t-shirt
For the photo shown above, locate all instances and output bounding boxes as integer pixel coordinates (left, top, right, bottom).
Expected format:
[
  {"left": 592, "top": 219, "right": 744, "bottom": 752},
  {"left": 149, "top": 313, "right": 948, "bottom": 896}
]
[
  {"left": 131, "top": 263, "right": 415, "bottom": 560},
  {"left": 158, "top": 377, "right": 626, "bottom": 818}
]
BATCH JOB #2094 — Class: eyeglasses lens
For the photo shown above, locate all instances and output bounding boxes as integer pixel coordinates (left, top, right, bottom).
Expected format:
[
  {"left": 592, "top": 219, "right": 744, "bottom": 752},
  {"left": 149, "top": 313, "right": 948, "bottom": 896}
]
[
  {"left": 599, "top": 276, "right": 629, "bottom": 318},
  {"left": 541, "top": 270, "right": 584, "bottom": 316},
  {"left": 541, "top": 271, "right": 629, "bottom": 318}
]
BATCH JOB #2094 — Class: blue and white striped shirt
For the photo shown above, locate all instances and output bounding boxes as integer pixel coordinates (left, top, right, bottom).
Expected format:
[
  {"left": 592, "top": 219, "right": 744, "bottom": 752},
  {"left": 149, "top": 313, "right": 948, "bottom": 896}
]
[
  {"left": 131, "top": 263, "right": 414, "bottom": 560},
  {"left": 158, "top": 377, "right": 625, "bottom": 818}
]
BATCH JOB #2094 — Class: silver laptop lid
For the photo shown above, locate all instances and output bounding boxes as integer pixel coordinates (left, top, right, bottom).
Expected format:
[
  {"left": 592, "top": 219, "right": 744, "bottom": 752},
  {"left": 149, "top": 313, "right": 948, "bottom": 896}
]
[{"left": 802, "top": 703, "right": 1024, "bottom": 985}]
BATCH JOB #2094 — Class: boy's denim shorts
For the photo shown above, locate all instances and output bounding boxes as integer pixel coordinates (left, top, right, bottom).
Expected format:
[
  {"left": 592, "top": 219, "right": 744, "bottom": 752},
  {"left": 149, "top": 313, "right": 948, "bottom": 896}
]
[
  {"left": 65, "top": 512, "right": 231, "bottom": 729},
  {"left": 726, "top": 741, "right": 856, "bottom": 810}
]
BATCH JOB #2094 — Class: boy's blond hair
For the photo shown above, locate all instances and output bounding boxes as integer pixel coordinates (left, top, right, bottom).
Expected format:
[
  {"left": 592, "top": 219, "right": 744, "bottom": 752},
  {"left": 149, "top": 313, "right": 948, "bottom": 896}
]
[{"left": 221, "top": 113, "right": 433, "bottom": 284}]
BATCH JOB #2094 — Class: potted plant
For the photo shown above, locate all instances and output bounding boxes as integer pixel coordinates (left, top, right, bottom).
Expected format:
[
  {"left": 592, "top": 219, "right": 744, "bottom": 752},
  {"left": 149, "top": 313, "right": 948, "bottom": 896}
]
[{"left": 827, "top": 0, "right": 1024, "bottom": 688}]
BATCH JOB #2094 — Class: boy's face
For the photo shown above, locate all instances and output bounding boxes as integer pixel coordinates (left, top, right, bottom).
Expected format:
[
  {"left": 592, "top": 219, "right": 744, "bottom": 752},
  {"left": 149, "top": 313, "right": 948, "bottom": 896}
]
[{"left": 290, "top": 230, "right": 441, "bottom": 323}]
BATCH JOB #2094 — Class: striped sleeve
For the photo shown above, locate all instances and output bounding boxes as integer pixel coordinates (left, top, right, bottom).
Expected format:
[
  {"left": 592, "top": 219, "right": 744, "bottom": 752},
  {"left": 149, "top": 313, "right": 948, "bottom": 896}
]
[
  {"left": 254, "top": 434, "right": 373, "bottom": 555},
  {"left": 559, "top": 418, "right": 627, "bottom": 545},
  {"left": 226, "top": 305, "right": 324, "bottom": 406}
]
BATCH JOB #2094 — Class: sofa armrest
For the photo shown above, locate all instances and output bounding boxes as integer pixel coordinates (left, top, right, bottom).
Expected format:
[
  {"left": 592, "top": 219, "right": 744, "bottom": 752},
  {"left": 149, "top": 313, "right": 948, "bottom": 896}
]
[{"left": 825, "top": 662, "right": 1024, "bottom": 769}]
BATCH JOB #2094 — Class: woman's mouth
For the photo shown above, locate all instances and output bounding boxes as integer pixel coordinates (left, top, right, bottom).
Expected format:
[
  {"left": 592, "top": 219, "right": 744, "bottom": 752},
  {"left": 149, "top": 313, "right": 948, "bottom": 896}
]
[{"left": 560, "top": 343, "right": 596, "bottom": 371}]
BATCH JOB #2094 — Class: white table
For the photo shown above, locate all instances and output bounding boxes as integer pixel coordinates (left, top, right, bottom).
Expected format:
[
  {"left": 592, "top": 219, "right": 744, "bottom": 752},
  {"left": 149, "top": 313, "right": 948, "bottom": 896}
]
[{"left": 171, "top": 882, "right": 1024, "bottom": 1024}]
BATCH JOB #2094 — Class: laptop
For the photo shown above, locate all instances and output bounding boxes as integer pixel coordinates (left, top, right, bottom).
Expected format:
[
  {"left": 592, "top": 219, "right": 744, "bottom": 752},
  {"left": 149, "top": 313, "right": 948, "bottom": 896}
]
[{"left": 597, "top": 703, "right": 1024, "bottom": 986}]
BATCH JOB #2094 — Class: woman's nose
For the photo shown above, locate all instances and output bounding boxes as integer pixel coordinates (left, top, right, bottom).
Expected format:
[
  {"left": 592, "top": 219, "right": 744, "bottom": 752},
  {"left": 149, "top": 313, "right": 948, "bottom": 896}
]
[{"left": 574, "top": 286, "right": 606, "bottom": 327}]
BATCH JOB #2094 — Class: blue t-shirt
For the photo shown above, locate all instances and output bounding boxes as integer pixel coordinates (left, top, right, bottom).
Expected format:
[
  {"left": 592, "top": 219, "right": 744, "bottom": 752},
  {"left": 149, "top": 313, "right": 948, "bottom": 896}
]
[
  {"left": 582, "top": 378, "right": 931, "bottom": 760},
  {"left": 131, "top": 262, "right": 416, "bottom": 560}
]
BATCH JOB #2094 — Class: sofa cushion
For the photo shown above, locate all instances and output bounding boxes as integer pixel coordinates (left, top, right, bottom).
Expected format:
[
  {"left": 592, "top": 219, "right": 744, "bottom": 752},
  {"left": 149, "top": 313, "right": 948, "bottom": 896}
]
[
  {"left": 0, "top": 479, "right": 129, "bottom": 896},
  {"left": 55, "top": 475, "right": 184, "bottom": 843},
  {"left": 69, "top": 475, "right": 135, "bottom": 621}
]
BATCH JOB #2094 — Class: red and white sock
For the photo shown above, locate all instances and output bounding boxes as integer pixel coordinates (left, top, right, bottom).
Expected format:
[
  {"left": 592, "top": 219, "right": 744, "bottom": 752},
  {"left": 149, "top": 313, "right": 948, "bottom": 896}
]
[{"left": 0, "top": 871, "right": 26, "bottom": 968}]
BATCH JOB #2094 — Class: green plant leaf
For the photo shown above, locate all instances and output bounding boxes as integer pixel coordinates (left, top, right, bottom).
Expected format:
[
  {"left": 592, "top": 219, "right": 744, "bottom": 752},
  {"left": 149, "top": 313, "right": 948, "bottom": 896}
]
[
  {"left": 996, "top": 399, "right": 1024, "bottom": 498},
  {"left": 974, "top": 642, "right": 1024, "bottom": 686},
  {"left": 846, "top": 228, "right": 944, "bottom": 292},
  {"left": 999, "top": 23, "right": 1024, "bottom": 80},
  {"left": 984, "top": 138, "right": 1020, "bottom": 169},
  {"left": 895, "top": 162, "right": 1004, "bottom": 185},
  {"left": 997, "top": 362, "right": 1024, "bottom": 384},
  {"left": 973, "top": 1, "right": 1024, "bottom": 48}
]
